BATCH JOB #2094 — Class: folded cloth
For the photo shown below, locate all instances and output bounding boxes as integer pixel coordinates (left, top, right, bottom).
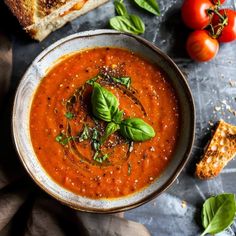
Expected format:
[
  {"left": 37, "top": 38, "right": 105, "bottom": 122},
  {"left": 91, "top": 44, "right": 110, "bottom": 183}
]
[{"left": 0, "top": 21, "right": 150, "bottom": 236}]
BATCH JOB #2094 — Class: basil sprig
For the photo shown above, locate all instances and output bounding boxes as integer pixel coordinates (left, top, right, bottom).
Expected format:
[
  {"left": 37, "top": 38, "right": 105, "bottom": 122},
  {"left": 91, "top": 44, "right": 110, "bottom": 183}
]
[
  {"left": 201, "top": 193, "right": 236, "bottom": 236},
  {"left": 100, "top": 122, "right": 120, "bottom": 144},
  {"left": 91, "top": 82, "right": 155, "bottom": 142},
  {"left": 110, "top": 15, "right": 145, "bottom": 35},
  {"left": 133, "top": 0, "right": 160, "bottom": 16},
  {"left": 120, "top": 118, "right": 155, "bottom": 141},
  {"left": 110, "top": 0, "right": 145, "bottom": 35},
  {"left": 91, "top": 82, "right": 119, "bottom": 122}
]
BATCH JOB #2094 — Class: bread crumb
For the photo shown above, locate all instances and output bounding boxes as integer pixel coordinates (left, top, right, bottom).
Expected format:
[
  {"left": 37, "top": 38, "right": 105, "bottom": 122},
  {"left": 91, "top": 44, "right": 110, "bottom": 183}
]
[{"left": 181, "top": 200, "right": 187, "bottom": 208}]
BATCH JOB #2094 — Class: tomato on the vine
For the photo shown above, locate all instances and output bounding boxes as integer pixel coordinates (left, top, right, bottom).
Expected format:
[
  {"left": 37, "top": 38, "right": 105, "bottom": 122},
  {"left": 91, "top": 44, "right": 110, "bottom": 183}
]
[
  {"left": 181, "top": 0, "right": 214, "bottom": 29},
  {"left": 186, "top": 30, "right": 219, "bottom": 62},
  {"left": 212, "top": 9, "right": 236, "bottom": 42},
  {"left": 212, "top": 0, "right": 226, "bottom": 5}
]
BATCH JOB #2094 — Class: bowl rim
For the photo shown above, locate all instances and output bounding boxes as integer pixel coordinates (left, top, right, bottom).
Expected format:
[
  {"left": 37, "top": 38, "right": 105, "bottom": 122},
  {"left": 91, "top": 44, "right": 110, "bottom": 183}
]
[{"left": 12, "top": 29, "right": 196, "bottom": 213}]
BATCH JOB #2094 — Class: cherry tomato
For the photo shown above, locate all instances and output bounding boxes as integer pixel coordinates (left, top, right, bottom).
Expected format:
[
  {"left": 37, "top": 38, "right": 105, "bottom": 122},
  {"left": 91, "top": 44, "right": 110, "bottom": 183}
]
[
  {"left": 212, "top": 0, "right": 226, "bottom": 5},
  {"left": 212, "top": 9, "right": 236, "bottom": 42},
  {"left": 186, "top": 30, "right": 219, "bottom": 62},
  {"left": 181, "top": 0, "right": 214, "bottom": 29}
]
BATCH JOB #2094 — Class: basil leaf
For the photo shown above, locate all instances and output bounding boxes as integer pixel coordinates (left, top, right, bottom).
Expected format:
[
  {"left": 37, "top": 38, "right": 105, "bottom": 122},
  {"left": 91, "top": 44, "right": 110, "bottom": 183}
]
[
  {"left": 109, "top": 15, "right": 145, "bottom": 34},
  {"left": 201, "top": 193, "right": 236, "bottom": 236},
  {"left": 91, "top": 82, "right": 119, "bottom": 122},
  {"left": 114, "top": 0, "right": 127, "bottom": 16},
  {"left": 133, "top": 0, "right": 160, "bottom": 16},
  {"left": 100, "top": 122, "right": 119, "bottom": 144},
  {"left": 65, "top": 112, "right": 74, "bottom": 120},
  {"left": 112, "top": 77, "right": 131, "bottom": 88},
  {"left": 120, "top": 118, "right": 155, "bottom": 141},
  {"left": 112, "top": 110, "right": 124, "bottom": 124},
  {"left": 78, "top": 124, "right": 90, "bottom": 142},
  {"left": 129, "top": 15, "right": 145, "bottom": 33}
]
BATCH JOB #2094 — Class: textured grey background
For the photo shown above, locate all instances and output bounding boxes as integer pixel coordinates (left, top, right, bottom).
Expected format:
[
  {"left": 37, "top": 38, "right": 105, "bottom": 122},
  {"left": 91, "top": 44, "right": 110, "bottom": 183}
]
[{"left": 1, "top": 0, "right": 236, "bottom": 235}]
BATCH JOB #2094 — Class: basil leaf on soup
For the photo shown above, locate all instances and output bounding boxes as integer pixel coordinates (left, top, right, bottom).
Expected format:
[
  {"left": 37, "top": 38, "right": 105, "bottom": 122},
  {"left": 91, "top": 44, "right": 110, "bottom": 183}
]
[
  {"left": 100, "top": 122, "right": 120, "bottom": 144},
  {"left": 112, "top": 77, "right": 131, "bottom": 88},
  {"left": 133, "top": 0, "right": 160, "bottom": 16},
  {"left": 109, "top": 15, "right": 145, "bottom": 34},
  {"left": 114, "top": 0, "right": 127, "bottom": 16},
  {"left": 120, "top": 118, "right": 155, "bottom": 141},
  {"left": 91, "top": 82, "right": 119, "bottom": 122},
  {"left": 201, "top": 193, "right": 236, "bottom": 236},
  {"left": 112, "top": 110, "right": 124, "bottom": 124}
]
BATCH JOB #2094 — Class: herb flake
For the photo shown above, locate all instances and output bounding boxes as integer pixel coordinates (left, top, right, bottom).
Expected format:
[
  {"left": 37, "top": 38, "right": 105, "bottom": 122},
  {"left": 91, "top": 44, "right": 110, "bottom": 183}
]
[
  {"left": 112, "top": 77, "right": 131, "bottom": 88},
  {"left": 128, "top": 163, "right": 132, "bottom": 176},
  {"left": 65, "top": 112, "right": 74, "bottom": 120},
  {"left": 55, "top": 134, "right": 73, "bottom": 145},
  {"left": 94, "top": 152, "right": 109, "bottom": 163},
  {"left": 78, "top": 124, "right": 90, "bottom": 142}
]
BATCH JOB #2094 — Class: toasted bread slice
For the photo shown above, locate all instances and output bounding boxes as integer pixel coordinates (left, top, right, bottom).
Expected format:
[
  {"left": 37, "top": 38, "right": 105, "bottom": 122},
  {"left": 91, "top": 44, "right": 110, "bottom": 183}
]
[
  {"left": 4, "top": 0, "right": 108, "bottom": 41},
  {"left": 196, "top": 120, "right": 236, "bottom": 179}
]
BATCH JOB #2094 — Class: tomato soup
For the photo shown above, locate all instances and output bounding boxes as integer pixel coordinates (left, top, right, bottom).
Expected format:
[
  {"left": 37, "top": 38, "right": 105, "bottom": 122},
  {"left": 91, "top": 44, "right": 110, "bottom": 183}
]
[{"left": 30, "top": 48, "right": 180, "bottom": 199}]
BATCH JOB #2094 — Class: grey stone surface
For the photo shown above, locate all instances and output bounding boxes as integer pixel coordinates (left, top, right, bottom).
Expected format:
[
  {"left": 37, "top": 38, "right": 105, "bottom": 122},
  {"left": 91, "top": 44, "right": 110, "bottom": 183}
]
[{"left": 1, "top": 0, "right": 236, "bottom": 235}]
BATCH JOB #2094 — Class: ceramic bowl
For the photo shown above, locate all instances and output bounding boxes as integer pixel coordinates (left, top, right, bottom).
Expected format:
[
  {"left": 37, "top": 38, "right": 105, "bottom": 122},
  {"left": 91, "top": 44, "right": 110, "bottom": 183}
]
[{"left": 12, "top": 29, "right": 195, "bottom": 213}]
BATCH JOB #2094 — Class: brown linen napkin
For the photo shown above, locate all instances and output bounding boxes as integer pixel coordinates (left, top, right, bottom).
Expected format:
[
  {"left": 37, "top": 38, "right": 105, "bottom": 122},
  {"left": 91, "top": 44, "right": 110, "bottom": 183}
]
[{"left": 0, "top": 23, "right": 150, "bottom": 236}]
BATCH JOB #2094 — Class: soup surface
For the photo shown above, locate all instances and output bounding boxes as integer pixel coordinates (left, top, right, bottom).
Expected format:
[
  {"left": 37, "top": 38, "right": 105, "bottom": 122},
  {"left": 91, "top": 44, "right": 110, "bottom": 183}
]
[{"left": 30, "top": 47, "right": 180, "bottom": 199}]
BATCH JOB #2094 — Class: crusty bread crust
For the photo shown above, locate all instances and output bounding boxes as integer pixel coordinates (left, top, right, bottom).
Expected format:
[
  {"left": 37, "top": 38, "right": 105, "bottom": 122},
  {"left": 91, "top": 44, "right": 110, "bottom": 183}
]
[
  {"left": 196, "top": 120, "right": 236, "bottom": 179},
  {"left": 28, "top": 0, "right": 108, "bottom": 41},
  {"left": 4, "top": 0, "right": 35, "bottom": 27},
  {"left": 4, "top": 0, "right": 108, "bottom": 41},
  {"left": 37, "top": 0, "right": 71, "bottom": 17}
]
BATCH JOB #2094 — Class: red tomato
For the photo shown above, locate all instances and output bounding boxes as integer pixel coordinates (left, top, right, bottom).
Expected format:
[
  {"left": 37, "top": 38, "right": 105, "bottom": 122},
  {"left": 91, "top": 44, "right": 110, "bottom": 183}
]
[
  {"left": 186, "top": 30, "right": 219, "bottom": 62},
  {"left": 212, "top": 9, "right": 236, "bottom": 42},
  {"left": 181, "top": 0, "right": 214, "bottom": 29},
  {"left": 212, "top": 0, "right": 226, "bottom": 5}
]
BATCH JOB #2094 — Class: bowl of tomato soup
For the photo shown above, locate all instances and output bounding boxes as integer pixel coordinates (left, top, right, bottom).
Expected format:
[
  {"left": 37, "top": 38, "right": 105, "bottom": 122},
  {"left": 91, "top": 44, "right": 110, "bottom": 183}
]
[{"left": 12, "top": 30, "right": 195, "bottom": 212}]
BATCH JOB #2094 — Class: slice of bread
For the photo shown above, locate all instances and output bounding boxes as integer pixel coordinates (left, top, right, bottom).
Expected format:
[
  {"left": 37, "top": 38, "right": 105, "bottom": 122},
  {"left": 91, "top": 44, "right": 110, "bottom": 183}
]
[
  {"left": 4, "top": 0, "right": 108, "bottom": 41},
  {"left": 196, "top": 119, "right": 236, "bottom": 179}
]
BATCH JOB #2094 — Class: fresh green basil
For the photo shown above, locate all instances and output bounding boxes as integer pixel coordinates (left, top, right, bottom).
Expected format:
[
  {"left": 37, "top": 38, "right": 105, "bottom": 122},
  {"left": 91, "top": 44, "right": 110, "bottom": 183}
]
[
  {"left": 133, "top": 0, "right": 160, "bottom": 16},
  {"left": 114, "top": 0, "right": 127, "bottom": 16},
  {"left": 201, "top": 193, "right": 236, "bottom": 236},
  {"left": 112, "top": 110, "right": 124, "bottom": 124},
  {"left": 86, "top": 76, "right": 99, "bottom": 85},
  {"left": 78, "top": 124, "right": 90, "bottom": 142},
  {"left": 55, "top": 133, "right": 73, "bottom": 145},
  {"left": 100, "top": 122, "right": 120, "bottom": 144},
  {"left": 91, "top": 128, "right": 100, "bottom": 151},
  {"left": 110, "top": 15, "right": 145, "bottom": 34},
  {"left": 93, "top": 152, "right": 109, "bottom": 163},
  {"left": 112, "top": 77, "right": 131, "bottom": 88},
  {"left": 65, "top": 112, "right": 74, "bottom": 120},
  {"left": 129, "top": 15, "right": 145, "bottom": 33},
  {"left": 91, "top": 82, "right": 119, "bottom": 122},
  {"left": 120, "top": 118, "right": 155, "bottom": 141}
]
